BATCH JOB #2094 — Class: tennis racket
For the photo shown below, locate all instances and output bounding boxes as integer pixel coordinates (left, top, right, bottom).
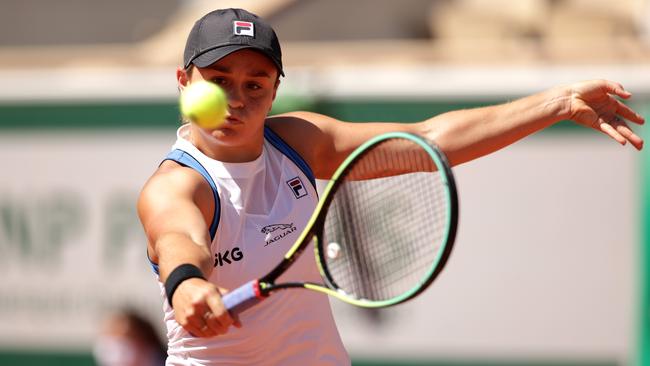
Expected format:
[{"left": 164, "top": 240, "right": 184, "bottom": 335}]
[{"left": 222, "top": 131, "right": 458, "bottom": 314}]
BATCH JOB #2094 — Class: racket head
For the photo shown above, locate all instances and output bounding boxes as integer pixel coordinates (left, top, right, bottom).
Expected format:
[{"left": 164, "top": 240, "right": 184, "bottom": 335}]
[{"left": 311, "top": 132, "right": 458, "bottom": 308}]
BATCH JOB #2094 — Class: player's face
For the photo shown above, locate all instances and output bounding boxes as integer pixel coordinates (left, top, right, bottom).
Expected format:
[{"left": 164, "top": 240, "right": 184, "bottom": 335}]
[{"left": 179, "top": 49, "right": 280, "bottom": 161}]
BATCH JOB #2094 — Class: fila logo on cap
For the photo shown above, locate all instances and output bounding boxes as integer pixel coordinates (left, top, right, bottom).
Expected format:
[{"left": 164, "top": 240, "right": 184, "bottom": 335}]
[
  {"left": 233, "top": 21, "right": 254, "bottom": 37},
  {"left": 286, "top": 177, "right": 307, "bottom": 199}
]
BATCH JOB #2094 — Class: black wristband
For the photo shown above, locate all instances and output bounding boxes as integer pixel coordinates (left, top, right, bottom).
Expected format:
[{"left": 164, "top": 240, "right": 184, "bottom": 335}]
[{"left": 164, "top": 264, "right": 206, "bottom": 308}]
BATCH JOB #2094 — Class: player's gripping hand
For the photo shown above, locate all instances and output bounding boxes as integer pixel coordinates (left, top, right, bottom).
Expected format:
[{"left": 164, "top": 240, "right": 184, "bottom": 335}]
[
  {"left": 563, "top": 79, "right": 644, "bottom": 150},
  {"left": 172, "top": 278, "right": 241, "bottom": 337}
]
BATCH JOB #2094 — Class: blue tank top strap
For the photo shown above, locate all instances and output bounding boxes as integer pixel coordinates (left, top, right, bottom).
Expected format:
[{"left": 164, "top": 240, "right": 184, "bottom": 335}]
[
  {"left": 148, "top": 253, "right": 160, "bottom": 275},
  {"left": 263, "top": 125, "right": 317, "bottom": 190},
  {"left": 163, "top": 149, "right": 221, "bottom": 241}
]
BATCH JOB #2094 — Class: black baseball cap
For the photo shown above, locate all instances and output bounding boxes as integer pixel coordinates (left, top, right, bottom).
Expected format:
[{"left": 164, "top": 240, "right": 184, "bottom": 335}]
[{"left": 183, "top": 8, "right": 284, "bottom": 76}]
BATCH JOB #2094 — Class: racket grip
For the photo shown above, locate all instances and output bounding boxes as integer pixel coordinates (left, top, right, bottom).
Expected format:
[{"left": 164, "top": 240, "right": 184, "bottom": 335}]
[{"left": 222, "top": 280, "right": 265, "bottom": 316}]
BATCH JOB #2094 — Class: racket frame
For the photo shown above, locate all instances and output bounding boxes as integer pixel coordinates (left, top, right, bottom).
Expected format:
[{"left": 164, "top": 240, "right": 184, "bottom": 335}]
[{"left": 255, "top": 131, "right": 458, "bottom": 308}]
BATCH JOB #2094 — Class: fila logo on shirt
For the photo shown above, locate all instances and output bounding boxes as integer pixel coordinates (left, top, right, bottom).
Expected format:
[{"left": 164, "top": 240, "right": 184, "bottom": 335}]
[
  {"left": 233, "top": 21, "right": 254, "bottom": 37},
  {"left": 286, "top": 177, "right": 308, "bottom": 199},
  {"left": 214, "top": 247, "right": 244, "bottom": 267}
]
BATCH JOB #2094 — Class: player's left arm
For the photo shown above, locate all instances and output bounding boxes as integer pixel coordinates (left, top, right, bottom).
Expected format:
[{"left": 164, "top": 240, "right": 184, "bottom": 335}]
[
  {"left": 423, "top": 79, "right": 644, "bottom": 166},
  {"left": 268, "top": 79, "right": 644, "bottom": 178}
]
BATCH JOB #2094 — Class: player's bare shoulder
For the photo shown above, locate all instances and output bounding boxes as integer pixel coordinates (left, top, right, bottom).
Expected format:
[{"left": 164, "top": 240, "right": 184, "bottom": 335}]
[
  {"left": 141, "top": 161, "right": 205, "bottom": 198},
  {"left": 266, "top": 112, "right": 323, "bottom": 138},
  {"left": 137, "top": 160, "right": 215, "bottom": 222},
  {"left": 266, "top": 111, "right": 341, "bottom": 134},
  {"left": 266, "top": 112, "right": 341, "bottom": 177}
]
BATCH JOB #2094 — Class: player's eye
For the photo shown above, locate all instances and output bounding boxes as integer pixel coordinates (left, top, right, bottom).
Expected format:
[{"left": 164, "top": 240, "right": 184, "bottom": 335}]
[
  {"left": 247, "top": 82, "right": 262, "bottom": 90},
  {"left": 211, "top": 77, "right": 227, "bottom": 86}
]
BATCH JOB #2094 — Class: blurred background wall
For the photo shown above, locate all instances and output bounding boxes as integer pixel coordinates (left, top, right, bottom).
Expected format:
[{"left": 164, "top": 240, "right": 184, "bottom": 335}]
[{"left": 1, "top": 0, "right": 649, "bottom": 365}]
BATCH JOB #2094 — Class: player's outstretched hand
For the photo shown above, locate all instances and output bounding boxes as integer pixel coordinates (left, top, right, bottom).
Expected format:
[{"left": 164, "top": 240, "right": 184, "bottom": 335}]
[
  {"left": 565, "top": 79, "right": 644, "bottom": 150},
  {"left": 172, "top": 278, "right": 241, "bottom": 337}
]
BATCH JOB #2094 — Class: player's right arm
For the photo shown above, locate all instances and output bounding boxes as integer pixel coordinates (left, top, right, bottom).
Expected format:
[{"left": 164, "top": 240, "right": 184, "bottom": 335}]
[{"left": 137, "top": 161, "right": 237, "bottom": 337}]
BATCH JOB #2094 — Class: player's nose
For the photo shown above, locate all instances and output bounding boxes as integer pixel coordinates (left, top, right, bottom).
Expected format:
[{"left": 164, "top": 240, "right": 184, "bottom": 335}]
[{"left": 226, "top": 86, "right": 245, "bottom": 109}]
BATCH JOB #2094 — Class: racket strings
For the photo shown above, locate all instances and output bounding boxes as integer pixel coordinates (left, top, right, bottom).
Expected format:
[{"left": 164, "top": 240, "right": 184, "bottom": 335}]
[
  {"left": 322, "top": 138, "right": 451, "bottom": 302},
  {"left": 327, "top": 178, "right": 440, "bottom": 301},
  {"left": 388, "top": 183, "right": 447, "bottom": 286}
]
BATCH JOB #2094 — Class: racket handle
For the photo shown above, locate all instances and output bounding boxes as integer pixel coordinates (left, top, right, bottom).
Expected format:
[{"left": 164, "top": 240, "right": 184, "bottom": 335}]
[{"left": 222, "top": 280, "right": 265, "bottom": 316}]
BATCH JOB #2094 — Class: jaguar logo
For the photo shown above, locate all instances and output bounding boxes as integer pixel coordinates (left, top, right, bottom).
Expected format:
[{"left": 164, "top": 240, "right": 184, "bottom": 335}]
[
  {"left": 261, "top": 223, "right": 294, "bottom": 234},
  {"left": 261, "top": 223, "right": 297, "bottom": 247}
]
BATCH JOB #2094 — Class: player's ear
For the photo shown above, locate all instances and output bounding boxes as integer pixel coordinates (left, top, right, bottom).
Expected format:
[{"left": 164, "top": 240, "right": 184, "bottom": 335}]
[{"left": 177, "top": 66, "right": 190, "bottom": 91}]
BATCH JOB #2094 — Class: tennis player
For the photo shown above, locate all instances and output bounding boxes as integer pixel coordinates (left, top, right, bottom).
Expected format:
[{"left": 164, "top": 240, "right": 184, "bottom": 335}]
[{"left": 137, "top": 8, "right": 644, "bottom": 365}]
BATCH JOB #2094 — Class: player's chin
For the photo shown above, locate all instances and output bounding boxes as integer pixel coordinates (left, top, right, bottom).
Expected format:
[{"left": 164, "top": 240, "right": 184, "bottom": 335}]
[
  {"left": 210, "top": 121, "right": 245, "bottom": 140},
  {"left": 208, "top": 128, "right": 252, "bottom": 147},
  {"left": 209, "top": 126, "right": 239, "bottom": 138}
]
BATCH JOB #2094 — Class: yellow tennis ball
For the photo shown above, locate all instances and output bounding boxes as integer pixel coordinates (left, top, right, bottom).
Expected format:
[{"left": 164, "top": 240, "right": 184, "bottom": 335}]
[{"left": 180, "top": 80, "right": 227, "bottom": 129}]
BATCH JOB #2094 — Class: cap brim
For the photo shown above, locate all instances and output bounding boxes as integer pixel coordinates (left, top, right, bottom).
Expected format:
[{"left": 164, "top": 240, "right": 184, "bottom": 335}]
[{"left": 190, "top": 45, "right": 284, "bottom": 76}]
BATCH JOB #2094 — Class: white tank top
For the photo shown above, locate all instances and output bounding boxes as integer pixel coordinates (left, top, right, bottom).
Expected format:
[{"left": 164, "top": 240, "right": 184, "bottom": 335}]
[{"left": 154, "top": 125, "right": 349, "bottom": 365}]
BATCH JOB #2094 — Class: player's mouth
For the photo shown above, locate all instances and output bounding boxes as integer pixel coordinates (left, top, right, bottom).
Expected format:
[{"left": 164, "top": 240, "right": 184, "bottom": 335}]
[
  {"left": 210, "top": 116, "right": 243, "bottom": 137},
  {"left": 224, "top": 116, "right": 243, "bottom": 126}
]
